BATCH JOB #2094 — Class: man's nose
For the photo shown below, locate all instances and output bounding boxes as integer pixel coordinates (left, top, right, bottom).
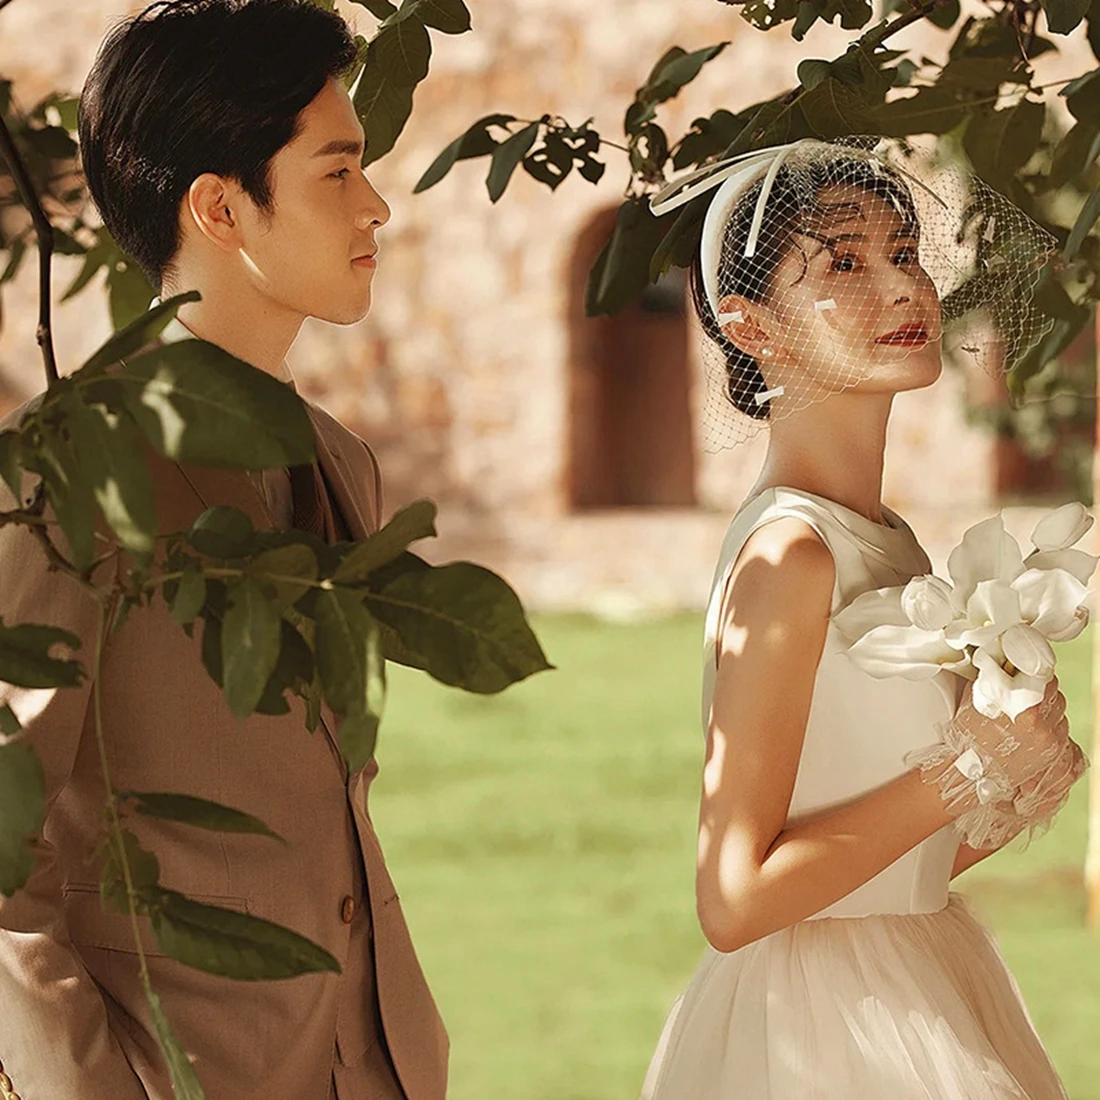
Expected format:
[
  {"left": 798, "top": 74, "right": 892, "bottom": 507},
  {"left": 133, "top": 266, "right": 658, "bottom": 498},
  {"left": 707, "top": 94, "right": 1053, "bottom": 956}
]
[{"left": 355, "top": 173, "right": 391, "bottom": 230}]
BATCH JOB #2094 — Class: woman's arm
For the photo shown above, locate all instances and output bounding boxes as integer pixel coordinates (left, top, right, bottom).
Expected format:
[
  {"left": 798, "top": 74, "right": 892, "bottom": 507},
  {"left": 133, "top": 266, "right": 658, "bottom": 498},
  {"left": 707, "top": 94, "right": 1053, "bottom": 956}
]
[
  {"left": 696, "top": 517, "right": 954, "bottom": 954},
  {"left": 951, "top": 844, "right": 999, "bottom": 879}
]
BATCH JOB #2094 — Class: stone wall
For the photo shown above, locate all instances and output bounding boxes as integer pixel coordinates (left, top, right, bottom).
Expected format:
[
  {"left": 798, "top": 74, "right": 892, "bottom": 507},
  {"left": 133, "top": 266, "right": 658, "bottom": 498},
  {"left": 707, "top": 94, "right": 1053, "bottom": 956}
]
[{"left": 0, "top": 0, "right": 1094, "bottom": 609}]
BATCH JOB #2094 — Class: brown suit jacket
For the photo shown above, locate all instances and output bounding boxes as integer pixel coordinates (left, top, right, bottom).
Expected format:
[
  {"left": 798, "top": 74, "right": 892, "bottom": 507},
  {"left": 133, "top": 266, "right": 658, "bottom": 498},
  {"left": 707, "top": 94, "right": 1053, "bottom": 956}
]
[{"left": 0, "top": 398, "right": 448, "bottom": 1100}]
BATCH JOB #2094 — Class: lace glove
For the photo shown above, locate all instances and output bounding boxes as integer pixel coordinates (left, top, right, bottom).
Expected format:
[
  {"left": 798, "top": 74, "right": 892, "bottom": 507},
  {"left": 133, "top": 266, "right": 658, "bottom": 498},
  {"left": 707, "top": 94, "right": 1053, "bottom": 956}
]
[{"left": 905, "top": 681, "right": 1079, "bottom": 850}]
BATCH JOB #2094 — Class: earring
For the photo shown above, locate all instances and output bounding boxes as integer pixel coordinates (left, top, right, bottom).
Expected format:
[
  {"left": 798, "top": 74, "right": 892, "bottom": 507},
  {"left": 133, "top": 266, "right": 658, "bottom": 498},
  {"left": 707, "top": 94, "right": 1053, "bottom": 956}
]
[{"left": 760, "top": 348, "right": 773, "bottom": 358}]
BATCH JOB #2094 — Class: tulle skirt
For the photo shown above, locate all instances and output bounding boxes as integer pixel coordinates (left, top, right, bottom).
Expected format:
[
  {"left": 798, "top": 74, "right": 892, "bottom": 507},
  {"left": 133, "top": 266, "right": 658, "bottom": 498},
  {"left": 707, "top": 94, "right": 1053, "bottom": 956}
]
[{"left": 640, "top": 894, "right": 1066, "bottom": 1100}]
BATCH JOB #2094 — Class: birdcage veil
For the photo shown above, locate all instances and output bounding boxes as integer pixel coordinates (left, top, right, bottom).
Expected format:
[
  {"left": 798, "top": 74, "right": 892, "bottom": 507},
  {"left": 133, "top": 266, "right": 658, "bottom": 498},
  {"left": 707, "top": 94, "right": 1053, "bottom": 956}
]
[{"left": 650, "top": 136, "right": 1057, "bottom": 450}]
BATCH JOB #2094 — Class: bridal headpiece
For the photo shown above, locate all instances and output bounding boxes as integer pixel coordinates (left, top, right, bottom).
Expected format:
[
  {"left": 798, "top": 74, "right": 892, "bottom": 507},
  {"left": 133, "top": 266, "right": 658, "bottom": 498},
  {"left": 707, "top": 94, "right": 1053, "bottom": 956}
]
[{"left": 650, "top": 136, "right": 1057, "bottom": 448}]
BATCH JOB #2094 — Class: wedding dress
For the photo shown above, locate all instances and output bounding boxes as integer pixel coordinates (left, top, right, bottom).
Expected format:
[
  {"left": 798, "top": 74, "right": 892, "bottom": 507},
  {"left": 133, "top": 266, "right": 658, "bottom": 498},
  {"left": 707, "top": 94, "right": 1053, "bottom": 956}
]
[{"left": 640, "top": 487, "right": 1067, "bottom": 1100}]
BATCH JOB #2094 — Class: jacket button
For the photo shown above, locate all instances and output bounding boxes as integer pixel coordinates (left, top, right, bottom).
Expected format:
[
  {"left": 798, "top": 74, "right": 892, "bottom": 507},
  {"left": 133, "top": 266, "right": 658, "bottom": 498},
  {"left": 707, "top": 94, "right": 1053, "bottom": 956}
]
[{"left": 340, "top": 895, "right": 356, "bottom": 924}]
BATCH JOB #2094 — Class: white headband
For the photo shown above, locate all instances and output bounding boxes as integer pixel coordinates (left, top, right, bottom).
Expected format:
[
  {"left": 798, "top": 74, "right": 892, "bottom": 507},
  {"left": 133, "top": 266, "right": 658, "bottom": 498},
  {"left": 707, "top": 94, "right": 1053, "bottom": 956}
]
[{"left": 649, "top": 138, "right": 947, "bottom": 324}]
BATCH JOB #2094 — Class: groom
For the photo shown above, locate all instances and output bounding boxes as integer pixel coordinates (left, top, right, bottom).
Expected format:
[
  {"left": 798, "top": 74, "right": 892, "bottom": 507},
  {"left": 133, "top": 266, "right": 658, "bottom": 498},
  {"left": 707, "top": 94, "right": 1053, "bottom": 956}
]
[{"left": 0, "top": 2, "right": 447, "bottom": 1098}]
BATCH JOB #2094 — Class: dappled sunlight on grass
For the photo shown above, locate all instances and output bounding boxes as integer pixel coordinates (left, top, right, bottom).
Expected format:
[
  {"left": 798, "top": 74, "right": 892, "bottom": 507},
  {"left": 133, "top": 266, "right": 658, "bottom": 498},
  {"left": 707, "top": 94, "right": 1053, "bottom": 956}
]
[{"left": 372, "top": 615, "right": 1098, "bottom": 1100}]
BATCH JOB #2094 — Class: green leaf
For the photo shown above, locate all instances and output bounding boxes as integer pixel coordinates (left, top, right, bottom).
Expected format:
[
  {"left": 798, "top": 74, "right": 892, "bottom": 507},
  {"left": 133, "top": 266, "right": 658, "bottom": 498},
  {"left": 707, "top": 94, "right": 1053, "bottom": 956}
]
[
  {"left": 145, "top": 986, "right": 206, "bottom": 1100},
  {"left": 254, "top": 619, "right": 314, "bottom": 716},
  {"left": 1062, "top": 67, "right": 1100, "bottom": 122},
  {"left": 333, "top": 499, "right": 437, "bottom": 584},
  {"left": 314, "top": 589, "right": 386, "bottom": 729},
  {"left": 348, "top": 0, "right": 397, "bottom": 17},
  {"left": 248, "top": 543, "right": 319, "bottom": 606},
  {"left": 413, "top": 113, "right": 514, "bottom": 193},
  {"left": 382, "top": 0, "right": 471, "bottom": 33},
  {"left": 103, "top": 828, "right": 162, "bottom": 899},
  {"left": 372, "top": 18, "right": 432, "bottom": 85},
  {"left": 1066, "top": 184, "right": 1100, "bottom": 261},
  {"left": 221, "top": 578, "right": 282, "bottom": 719},
  {"left": 118, "top": 340, "right": 315, "bottom": 469},
  {"left": 82, "top": 292, "right": 201, "bottom": 376},
  {"left": 61, "top": 394, "right": 156, "bottom": 559},
  {"left": 1050, "top": 121, "right": 1100, "bottom": 188},
  {"left": 188, "top": 507, "right": 256, "bottom": 558},
  {"left": 127, "top": 791, "right": 285, "bottom": 844},
  {"left": 171, "top": 566, "right": 207, "bottom": 626},
  {"left": 963, "top": 99, "right": 1045, "bottom": 186},
  {"left": 106, "top": 255, "right": 156, "bottom": 329},
  {"left": 487, "top": 122, "right": 541, "bottom": 202},
  {"left": 61, "top": 235, "right": 113, "bottom": 302},
  {"left": 873, "top": 87, "right": 967, "bottom": 136},
  {"left": 0, "top": 741, "right": 46, "bottom": 896},
  {"left": 0, "top": 430, "right": 22, "bottom": 499},
  {"left": 337, "top": 710, "right": 382, "bottom": 774},
  {"left": 33, "top": 416, "right": 97, "bottom": 571},
  {"left": 0, "top": 704, "right": 19, "bottom": 735},
  {"left": 0, "top": 618, "right": 83, "bottom": 689},
  {"left": 1, "top": 237, "right": 27, "bottom": 284},
  {"left": 928, "top": 0, "right": 961, "bottom": 29},
  {"left": 798, "top": 78, "right": 876, "bottom": 137},
  {"left": 586, "top": 199, "right": 668, "bottom": 316},
  {"left": 355, "top": 62, "right": 417, "bottom": 166},
  {"left": 797, "top": 58, "right": 833, "bottom": 90},
  {"left": 365, "top": 560, "right": 552, "bottom": 693},
  {"left": 151, "top": 889, "right": 341, "bottom": 979},
  {"left": 631, "top": 44, "right": 728, "bottom": 133},
  {"left": 1042, "top": 0, "right": 1091, "bottom": 33}
]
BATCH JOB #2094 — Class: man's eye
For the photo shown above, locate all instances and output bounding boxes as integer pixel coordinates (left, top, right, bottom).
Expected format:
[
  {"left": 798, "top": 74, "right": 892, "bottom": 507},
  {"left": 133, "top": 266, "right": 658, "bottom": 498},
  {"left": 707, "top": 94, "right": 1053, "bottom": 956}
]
[{"left": 330, "top": 168, "right": 351, "bottom": 180}]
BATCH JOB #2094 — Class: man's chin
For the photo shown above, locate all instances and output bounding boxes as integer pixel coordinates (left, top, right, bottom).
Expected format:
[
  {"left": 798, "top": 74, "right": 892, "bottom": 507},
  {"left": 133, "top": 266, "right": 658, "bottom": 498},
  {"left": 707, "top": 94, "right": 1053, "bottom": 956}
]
[{"left": 311, "top": 296, "right": 373, "bottom": 326}]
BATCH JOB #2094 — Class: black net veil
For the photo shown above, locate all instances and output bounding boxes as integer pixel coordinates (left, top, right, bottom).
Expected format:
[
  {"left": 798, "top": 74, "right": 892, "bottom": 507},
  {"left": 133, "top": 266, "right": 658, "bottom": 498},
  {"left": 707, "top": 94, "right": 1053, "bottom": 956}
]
[{"left": 650, "top": 136, "right": 1058, "bottom": 449}]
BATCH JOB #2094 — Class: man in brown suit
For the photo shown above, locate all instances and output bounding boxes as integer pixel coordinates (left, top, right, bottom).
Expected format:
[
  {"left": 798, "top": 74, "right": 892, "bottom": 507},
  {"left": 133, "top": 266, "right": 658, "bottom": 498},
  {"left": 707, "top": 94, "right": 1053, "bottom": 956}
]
[{"left": 0, "top": 2, "right": 447, "bottom": 1096}]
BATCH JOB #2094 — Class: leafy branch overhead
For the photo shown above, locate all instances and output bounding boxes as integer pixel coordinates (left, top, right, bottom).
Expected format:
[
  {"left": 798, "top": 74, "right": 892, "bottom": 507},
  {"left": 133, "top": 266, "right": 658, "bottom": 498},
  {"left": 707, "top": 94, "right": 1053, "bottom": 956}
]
[{"left": 413, "top": 0, "right": 1100, "bottom": 398}]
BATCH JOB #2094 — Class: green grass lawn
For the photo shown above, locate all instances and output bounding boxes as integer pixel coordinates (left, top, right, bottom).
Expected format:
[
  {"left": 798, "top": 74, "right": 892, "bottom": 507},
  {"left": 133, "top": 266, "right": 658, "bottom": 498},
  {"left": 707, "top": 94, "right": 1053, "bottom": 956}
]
[{"left": 371, "top": 615, "right": 1099, "bottom": 1100}]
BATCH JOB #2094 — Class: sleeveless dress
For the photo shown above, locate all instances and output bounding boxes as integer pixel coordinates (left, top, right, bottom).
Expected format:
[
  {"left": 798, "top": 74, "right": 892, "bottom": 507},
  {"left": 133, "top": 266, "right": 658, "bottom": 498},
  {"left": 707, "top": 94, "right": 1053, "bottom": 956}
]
[{"left": 640, "top": 487, "right": 1067, "bottom": 1100}]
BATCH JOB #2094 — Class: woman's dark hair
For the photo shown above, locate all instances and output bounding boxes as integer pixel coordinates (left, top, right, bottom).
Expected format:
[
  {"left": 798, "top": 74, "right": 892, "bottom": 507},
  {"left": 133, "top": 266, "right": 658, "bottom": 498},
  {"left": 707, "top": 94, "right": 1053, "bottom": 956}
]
[
  {"left": 78, "top": 0, "right": 359, "bottom": 286},
  {"left": 690, "top": 155, "right": 920, "bottom": 420}
]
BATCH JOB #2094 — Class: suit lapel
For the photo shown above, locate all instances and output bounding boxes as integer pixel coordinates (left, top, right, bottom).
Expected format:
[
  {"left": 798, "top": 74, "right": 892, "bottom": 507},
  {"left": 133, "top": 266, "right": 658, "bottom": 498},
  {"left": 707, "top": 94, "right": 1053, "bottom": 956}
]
[{"left": 309, "top": 408, "right": 373, "bottom": 542}]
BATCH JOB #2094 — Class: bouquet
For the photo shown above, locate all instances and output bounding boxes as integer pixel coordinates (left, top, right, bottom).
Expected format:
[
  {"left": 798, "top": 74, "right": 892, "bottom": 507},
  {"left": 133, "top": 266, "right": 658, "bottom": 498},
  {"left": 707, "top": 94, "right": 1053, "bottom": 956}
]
[{"left": 834, "top": 503, "right": 1097, "bottom": 721}]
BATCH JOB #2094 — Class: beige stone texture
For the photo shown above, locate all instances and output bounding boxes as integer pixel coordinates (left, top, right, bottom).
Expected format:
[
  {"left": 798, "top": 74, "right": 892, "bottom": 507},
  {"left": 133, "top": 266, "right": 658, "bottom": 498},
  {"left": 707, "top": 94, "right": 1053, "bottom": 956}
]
[{"left": 0, "top": 0, "right": 1094, "bottom": 609}]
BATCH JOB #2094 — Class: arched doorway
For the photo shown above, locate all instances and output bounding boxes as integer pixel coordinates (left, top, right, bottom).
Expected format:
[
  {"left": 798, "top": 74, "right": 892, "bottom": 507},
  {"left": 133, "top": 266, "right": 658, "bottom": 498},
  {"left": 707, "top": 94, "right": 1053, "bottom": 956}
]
[{"left": 567, "top": 208, "right": 697, "bottom": 510}]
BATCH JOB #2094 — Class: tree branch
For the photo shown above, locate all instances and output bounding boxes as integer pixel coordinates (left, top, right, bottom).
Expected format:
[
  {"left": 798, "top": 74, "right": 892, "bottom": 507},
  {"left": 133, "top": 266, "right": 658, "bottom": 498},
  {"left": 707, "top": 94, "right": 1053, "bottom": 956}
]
[{"left": 0, "top": 112, "right": 60, "bottom": 386}]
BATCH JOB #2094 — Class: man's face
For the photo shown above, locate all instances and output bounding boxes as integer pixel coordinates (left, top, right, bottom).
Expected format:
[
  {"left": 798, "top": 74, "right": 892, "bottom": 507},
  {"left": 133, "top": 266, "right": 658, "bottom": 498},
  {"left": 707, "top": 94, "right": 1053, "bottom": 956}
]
[{"left": 233, "top": 78, "right": 389, "bottom": 325}]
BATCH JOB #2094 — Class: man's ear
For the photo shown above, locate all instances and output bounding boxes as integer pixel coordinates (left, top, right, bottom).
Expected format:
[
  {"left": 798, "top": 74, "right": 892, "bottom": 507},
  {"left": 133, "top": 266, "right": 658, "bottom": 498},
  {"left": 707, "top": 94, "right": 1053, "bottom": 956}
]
[
  {"left": 184, "top": 173, "right": 244, "bottom": 253},
  {"left": 715, "top": 293, "right": 772, "bottom": 359}
]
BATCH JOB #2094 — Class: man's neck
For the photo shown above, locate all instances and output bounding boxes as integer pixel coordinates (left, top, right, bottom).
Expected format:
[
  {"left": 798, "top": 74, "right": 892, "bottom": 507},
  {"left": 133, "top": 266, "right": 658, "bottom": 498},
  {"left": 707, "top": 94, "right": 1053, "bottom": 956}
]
[{"left": 163, "top": 272, "right": 303, "bottom": 380}]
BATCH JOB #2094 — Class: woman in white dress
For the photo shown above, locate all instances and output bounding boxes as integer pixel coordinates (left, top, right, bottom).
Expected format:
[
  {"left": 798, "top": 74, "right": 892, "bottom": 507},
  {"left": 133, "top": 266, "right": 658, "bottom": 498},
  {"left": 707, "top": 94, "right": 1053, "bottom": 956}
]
[{"left": 639, "top": 140, "right": 1089, "bottom": 1099}]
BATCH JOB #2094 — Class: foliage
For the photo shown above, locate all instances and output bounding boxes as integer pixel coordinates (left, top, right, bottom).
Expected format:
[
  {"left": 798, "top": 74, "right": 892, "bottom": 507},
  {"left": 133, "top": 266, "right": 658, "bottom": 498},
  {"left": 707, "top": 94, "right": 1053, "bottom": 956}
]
[
  {"left": 0, "top": 2, "right": 553, "bottom": 1097},
  {"left": 416, "top": 0, "right": 1100, "bottom": 483}
]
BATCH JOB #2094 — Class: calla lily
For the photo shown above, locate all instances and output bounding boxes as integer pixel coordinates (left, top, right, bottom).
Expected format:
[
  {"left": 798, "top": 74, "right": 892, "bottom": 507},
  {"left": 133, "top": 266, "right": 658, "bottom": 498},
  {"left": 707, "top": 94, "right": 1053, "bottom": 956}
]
[
  {"left": 1000, "top": 622, "right": 1056, "bottom": 678},
  {"left": 1024, "top": 548, "right": 1098, "bottom": 585},
  {"left": 847, "top": 623, "right": 972, "bottom": 680},
  {"left": 833, "top": 585, "right": 909, "bottom": 642},
  {"left": 1013, "top": 567, "right": 1090, "bottom": 640},
  {"left": 971, "top": 646, "right": 1047, "bottom": 721},
  {"left": 900, "top": 575, "right": 954, "bottom": 631},
  {"left": 944, "top": 579, "right": 1023, "bottom": 650},
  {"left": 946, "top": 516, "right": 1026, "bottom": 607},
  {"left": 1031, "top": 501, "right": 1093, "bottom": 552}
]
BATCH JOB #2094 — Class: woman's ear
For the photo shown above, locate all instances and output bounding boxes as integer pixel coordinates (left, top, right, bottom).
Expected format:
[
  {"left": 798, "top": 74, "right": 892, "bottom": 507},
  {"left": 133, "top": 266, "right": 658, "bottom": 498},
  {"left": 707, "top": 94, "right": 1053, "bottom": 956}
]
[
  {"left": 715, "top": 293, "right": 772, "bottom": 359},
  {"left": 184, "top": 173, "right": 244, "bottom": 253}
]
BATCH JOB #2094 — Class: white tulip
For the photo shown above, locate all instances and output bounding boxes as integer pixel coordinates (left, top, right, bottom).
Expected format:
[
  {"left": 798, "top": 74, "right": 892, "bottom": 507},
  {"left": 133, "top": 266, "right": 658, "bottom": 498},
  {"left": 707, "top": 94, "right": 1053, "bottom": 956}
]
[
  {"left": 900, "top": 575, "right": 955, "bottom": 631},
  {"left": 944, "top": 579, "right": 1023, "bottom": 650},
  {"left": 1013, "top": 567, "right": 1090, "bottom": 641},
  {"left": 947, "top": 516, "right": 1025, "bottom": 606},
  {"left": 846, "top": 623, "right": 972, "bottom": 680},
  {"left": 1031, "top": 501, "right": 1094, "bottom": 552}
]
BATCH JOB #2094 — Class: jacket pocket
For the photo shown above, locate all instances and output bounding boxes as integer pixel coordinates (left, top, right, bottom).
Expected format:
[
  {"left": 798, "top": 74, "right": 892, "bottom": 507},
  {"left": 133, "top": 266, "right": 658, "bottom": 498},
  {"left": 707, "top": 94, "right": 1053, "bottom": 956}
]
[{"left": 62, "top": 883, "right": 250, "bottom": 956}]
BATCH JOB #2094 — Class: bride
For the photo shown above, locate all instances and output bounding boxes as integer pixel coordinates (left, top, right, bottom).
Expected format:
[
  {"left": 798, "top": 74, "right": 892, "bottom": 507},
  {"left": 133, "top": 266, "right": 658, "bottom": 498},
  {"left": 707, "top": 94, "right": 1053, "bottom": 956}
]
[{"left": 639, "top": 139, "right": 1089, "bottom": 1099}]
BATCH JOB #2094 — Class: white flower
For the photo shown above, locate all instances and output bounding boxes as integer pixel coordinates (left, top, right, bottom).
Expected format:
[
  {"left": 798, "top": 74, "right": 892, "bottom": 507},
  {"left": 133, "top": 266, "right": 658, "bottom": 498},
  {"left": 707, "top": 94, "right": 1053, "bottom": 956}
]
[
  {"left": 900, "top": 575, "right": 954, "bottom": 631},
  {"left": 1031, "top": 502, "right": 1093, "bottom": 552},
  {"left": 1013, "top": 567, "right": 1090, "bottom": 642},
  {"left": 1024, "top": 548, "right": 1098, "bottom": 585},
  {"left": 847, "top": 623, "right": 972, "bottom": 680},
  {"left": 971, "top": 646, "right": 1047, "bottom": 721},
  {"left": 1000, "top": 623, "right": 1056, "bottom": 678},
  {"left": 947, "top": 515, "right": 1025, "bottom": 607},
  {"left": 944, "top": 579, "right": 1023, "bottom": 650}
]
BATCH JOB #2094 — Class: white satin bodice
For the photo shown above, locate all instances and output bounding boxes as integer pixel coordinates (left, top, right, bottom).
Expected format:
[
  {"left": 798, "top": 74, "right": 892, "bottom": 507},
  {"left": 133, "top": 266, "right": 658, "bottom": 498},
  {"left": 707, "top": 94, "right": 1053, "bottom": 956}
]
[{"left": 702, "top": 487, "right": 963, "bottom": 919}]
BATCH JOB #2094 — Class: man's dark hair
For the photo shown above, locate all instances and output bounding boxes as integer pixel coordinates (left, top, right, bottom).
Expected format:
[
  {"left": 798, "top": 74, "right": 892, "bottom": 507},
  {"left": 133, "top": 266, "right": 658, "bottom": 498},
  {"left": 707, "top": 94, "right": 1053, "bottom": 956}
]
[{"left": 78, "top": 0, "right": 359, "bottom": 286}]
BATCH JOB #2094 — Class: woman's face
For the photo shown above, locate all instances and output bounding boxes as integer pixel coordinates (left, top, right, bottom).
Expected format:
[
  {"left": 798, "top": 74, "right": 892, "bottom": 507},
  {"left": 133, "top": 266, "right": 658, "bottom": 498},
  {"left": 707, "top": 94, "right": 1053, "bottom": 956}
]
[{"left": 754, "top": 181, "right": 943, "bottom": 401}]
